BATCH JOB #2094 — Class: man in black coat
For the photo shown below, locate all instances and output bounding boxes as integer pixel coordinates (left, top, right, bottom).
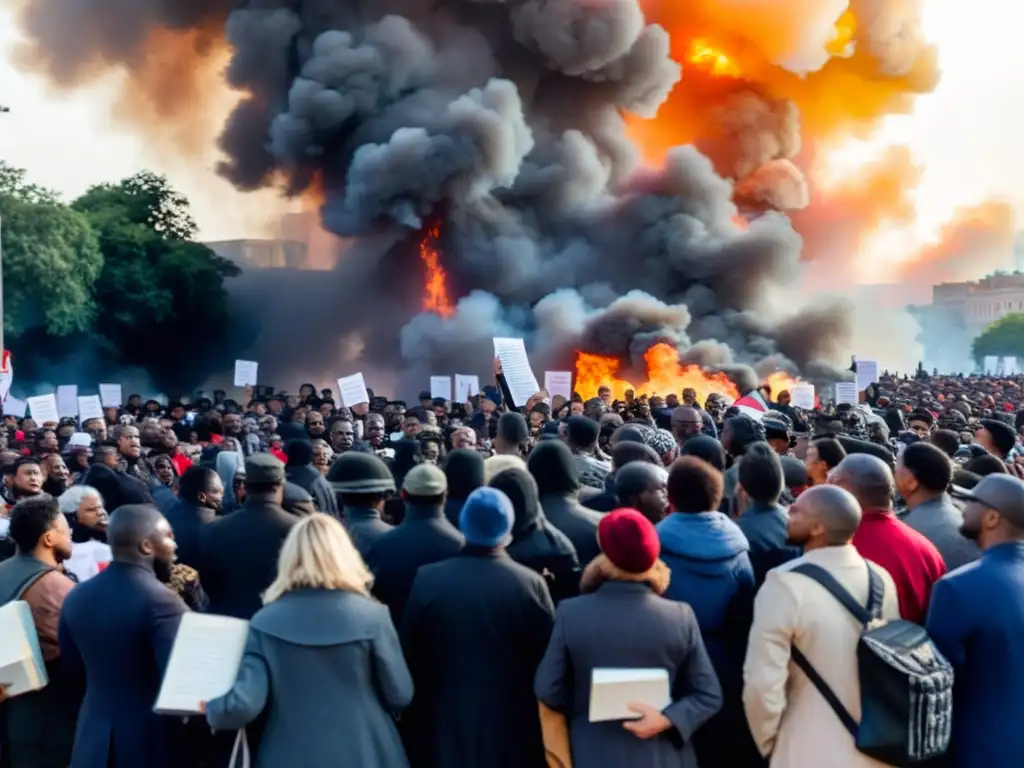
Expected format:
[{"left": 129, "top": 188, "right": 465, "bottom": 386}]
[
  {"left": 164, "top": 466, "right": 223, "bottom": 569},
  {"left": 527, "top": 440, "right": 603, "bottom": 567},
  {"left": 370, "top": 464, "right": 464, "bottom": 626},
  {"left": 198, "top": 454, "right": 297, "bottom": 619},
  {"left": 327, "top": 453, "right": 395, "bottom": 561},
  {"left": 284, "top": 439, "right": 339, "bottom": 517},
  {"left": 401, "top": 486, "right": 555, "bottom": 768}
]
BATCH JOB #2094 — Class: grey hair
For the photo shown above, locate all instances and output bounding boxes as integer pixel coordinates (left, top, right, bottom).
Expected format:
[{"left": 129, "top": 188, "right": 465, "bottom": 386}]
[{"left": 57, "top": 485, "right": 103, "bottom": 515}]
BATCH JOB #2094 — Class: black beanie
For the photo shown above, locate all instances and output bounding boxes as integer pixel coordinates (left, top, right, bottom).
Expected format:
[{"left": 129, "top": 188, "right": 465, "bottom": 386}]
[
  {"left": 527, "top": 440, "right": 581, "bottom": 495},
  {"left": 981, "top": 419, "right": 1017, "bottom": 457},
  {"left": 444, "top": 449, "right": 486, "bottom": 500},
  {"left": 567, "top": 415, "right": 600, "bottom": 449},
  {"left": 680, "top": 435, "right": 726, "bottom": 472},
  {"left": 498, "top": 412, "right": 530, "bottom": 444},
  {"left": 286, "top": 439, "right": 314, "bottom": 467}
]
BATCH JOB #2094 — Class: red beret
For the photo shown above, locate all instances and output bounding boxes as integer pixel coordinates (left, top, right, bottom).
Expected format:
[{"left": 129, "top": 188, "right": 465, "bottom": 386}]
[{"left": 598, "top": 508, "right": 660, "bottom": 574}]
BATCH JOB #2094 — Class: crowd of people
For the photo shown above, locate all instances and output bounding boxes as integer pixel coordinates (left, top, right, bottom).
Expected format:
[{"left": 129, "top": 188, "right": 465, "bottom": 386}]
[{"left": 0, "top": 361, "right": 1023, "bottom": 768}]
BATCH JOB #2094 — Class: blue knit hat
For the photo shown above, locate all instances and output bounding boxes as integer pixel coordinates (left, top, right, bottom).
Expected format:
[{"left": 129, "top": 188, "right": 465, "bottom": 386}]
[{"left": 459, "top": 487, "right": 515, "bottom": 548}]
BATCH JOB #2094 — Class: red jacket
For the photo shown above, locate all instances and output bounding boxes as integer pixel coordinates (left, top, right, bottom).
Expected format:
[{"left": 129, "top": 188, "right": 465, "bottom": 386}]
[
  {"left": 170, "top": 450, "right": 192, "bottom": 478},
  {"left": 853, "top": 509, "right": 947, "bottom": 624}
]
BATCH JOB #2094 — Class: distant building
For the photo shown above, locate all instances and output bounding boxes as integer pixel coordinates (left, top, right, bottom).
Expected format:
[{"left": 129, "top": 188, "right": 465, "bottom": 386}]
[{"left": 204, "top": 239, "right": 308, "bottom": 269}]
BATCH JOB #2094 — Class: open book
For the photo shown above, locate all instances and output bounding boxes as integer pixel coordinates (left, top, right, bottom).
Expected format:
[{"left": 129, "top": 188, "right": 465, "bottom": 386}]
[
  {"left": 588, "top": 667, "right": 670, "bottom": 722},
  {"left": 154, "top": 613, "right": 250, "bottom": 716},
  {"left": 0, "top": 601, "right": 48, "bottom": 697}
]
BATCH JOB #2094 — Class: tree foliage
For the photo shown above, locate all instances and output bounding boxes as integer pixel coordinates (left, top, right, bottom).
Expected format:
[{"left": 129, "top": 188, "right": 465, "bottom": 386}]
[{"left": 971, "top": 313, "right": 1024, "bottom": 364}]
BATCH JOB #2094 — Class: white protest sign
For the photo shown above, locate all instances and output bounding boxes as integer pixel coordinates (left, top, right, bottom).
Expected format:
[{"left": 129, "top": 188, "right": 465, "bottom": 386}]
[
  {"left": 233, "top": 360, "right": 259, "bottom": 388},
  {"left": 56, "top": 385, "right": 79, "bottom": 418},
  {"left": 1005, "top": 357, "right": 1019, "bottom": 376},
  {"left": 337, "top": 373, "right": 370, "bottom": 407},
  {"left": 77, "top": 395, "right": 104, "bottom": 424},
  {"left": 855, "top": 360, "right": 878, "bottom": 392},
  {"left": 493, "top": 337, "right": 540, "bottom": 408},
  {"left": 429, "top": 376, "right": 453, "bottom": 402},
  {"left": 0, "top": 371, "right": 11, "bottom": 403},
  {"left": 834, "top": 382, "right": 858, "bottom": 405},
  {"left": 455, "top": 374, "right": 479, "bottom": 402},
  {"left": 99, "top": 383, "right": 122, "bottom": 408},
  {"left": 790, "top": 383, "right": 816, "bottom": 410},
  {"left": 544, "top": 371, "right": 573, "bottom": 401},
  {"left": 28, "top": 394, "right": 59, "bottom": 424},
  {"left": 4, "top": 397, "right": 26, "bottom": 419},
  {"left": 983, "top": 355, "right": 999, "bottom": 375}
]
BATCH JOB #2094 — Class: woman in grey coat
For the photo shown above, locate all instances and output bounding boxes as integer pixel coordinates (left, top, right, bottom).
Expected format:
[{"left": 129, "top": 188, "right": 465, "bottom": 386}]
[
  {"left": 205, "top": 513, "right": 413, "bottom": 768},
  {"left": 535, "top": 508, "right": 722, "bottom": 768}
]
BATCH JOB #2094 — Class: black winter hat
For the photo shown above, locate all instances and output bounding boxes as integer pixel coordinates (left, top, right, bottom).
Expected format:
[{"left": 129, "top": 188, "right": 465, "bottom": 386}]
[
  {"left": 327, "top": 452, "right": 395, "bottom": 494},
  {"left": 527, "top": 440, "right": 581, "bottom": 495}
]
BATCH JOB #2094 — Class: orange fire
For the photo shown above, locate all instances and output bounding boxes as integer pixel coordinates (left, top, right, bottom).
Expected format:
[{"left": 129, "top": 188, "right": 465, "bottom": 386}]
[
  {"left": 418, "top": 223, "right": 454, "bottom": 317},
  {"left": 762, "top": 371, "right": 802, "bottom": 402},
  {"left": 688, "top": 38, "right": 742, "bottom": 78}
]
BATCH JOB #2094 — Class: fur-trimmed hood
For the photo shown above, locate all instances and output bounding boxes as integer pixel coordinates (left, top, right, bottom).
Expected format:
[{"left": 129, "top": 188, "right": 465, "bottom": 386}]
[{"left": 580, "top": 554, "right": 671, "bottom": 596}]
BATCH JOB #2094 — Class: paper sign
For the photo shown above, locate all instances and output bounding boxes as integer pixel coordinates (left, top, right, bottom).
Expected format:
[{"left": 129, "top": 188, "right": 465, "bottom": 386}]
[
  {"left": 98, "top": 384, "right": 122, "bottom": 408},
  {"left": 855, "top": 360, "right": 878, "bottom": 392},
  {"left": 0, "top": 371, "right": 11, "bottom": 404},
  {"left": 455, "top": 374, "right": 479, "bottom": 402},
  {"left": 4, "top": 397, "right": 26, "bottom": 419},
  {"left": 1005, "top": 357, "right": 1018, "bottom": 376},
  {"left": 430, "top": 376, "right": 453, "bottom": 402},
  {"left": 983, "top": 355, "right": 999, "bottom": 375},
  {"left": 544, "top": 371, "right": 573, "bottom": 401},
  {"left": 233, "top": 360, "right": 259, "bottom": 388},
  {"left": 790, "top": 383, "right": 816, "bottom": 410},
  {"left": 493, "top": 337, "right": 540, "bottom": 408},
  {"left": 337, "top": 373, "right": 370, "bottom": 407},
  {"left": 27, "top": 394, "right": 59, "bottom": 424},
  {"left": 834, "top": 382, "right": 858, "bottom": 405},
  {"left": 77, "top": 395, "right": 104, "bottom": 424},
  {"left": 56, "top": 385, "right": 78, "bottom": 418}
]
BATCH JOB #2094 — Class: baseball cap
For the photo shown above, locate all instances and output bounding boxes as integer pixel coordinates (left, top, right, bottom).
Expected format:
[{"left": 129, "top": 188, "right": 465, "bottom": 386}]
[{"left": 951, "top": 473, "right": 1024, "bottom": 527}]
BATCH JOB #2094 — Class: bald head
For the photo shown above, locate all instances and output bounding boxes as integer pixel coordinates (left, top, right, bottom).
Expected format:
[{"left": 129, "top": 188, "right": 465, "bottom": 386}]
[
  {"left": 832, "top": 454, "right": 894, "bottom": 510},
  {"left": 107, "top": 504, "right": 166, "bottom": 558},
  {"left": 799, "top": 485, "right": 863, "bottom": 545}
]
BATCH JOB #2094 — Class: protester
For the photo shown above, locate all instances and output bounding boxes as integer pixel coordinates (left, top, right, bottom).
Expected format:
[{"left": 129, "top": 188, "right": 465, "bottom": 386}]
[
  {"left": 527, "top": 440, "right": 603, "bottom": 567},
  {"left": 285, "top": 438, "right": 339, "bottom": 517},
  {"left": 614, "top": 461, "right": 670, "bottom": 524},
  {"left": 205, "top": 514, "right": 412, "bottom": 768},
  {"left": 328, "top": 452, "right": 396, "bottom": 560},
  {"left": 165, "top": 466, "right": 223, "bottom": 570},
  {"left": 744, "top": 486, "right": 900, "bottom": 767},
  {"left": 566, "top": 416, "right": 612, "bottom": 490},
  {"left": 804, "top": 437, "right": 846, "bottom": 486},
  {"left": 735, "top": 442, "right": 801, "bottom": 587},
  {"left": 534, "top": 508, "right": 722, "bottom": 767},
  {"left": 401, "top": 486, "right": 555, "bottom": 768},
  {"left": 441, "top": 448, "right": 485, "bottom": 527},
  {"left": 58, "top": 485, "right": 112, "bottom": 582}
]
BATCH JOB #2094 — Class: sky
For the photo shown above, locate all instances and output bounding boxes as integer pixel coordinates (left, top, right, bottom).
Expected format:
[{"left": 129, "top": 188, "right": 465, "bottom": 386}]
[{"left": 0, "top": 1, "right": 1021, "bottom": 247}]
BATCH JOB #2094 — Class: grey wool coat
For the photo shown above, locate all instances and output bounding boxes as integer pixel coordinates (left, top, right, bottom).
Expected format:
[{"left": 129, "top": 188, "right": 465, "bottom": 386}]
[
  {"left": 534, "top": 580, "right": 723, "bottom": 768},
  {"left": 206, "top": 588, "right": 413, "bottom": 768}
]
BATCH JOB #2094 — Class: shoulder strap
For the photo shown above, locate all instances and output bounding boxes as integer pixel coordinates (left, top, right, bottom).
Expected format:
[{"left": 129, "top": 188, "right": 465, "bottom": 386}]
[
  {"left": 790, "top": 647, "right": 859, "bottom": 739},
  {"left": 864, "top": 563, "right": 884, "bottom": 620},
  {"left": 7, "top": 564, "right": 57, "bottom": 603},
  {"left": 791, "top": 563, "right": 871, "bottom": 626}
]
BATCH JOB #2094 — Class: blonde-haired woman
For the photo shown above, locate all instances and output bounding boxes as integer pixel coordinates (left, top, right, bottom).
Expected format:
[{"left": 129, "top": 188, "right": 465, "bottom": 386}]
[{"left": 205, "top": 514, "right": 413, "bottom": 768}]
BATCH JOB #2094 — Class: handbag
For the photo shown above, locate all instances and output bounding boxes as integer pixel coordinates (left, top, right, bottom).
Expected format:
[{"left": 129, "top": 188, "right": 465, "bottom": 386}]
[{"left": 228, "top": 729, "right": 250, "bottom": 768}]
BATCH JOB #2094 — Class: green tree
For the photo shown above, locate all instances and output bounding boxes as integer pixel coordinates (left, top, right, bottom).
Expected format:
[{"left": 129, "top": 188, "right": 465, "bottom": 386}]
[
  {"left": 74, "top": 172, "right": 240, "bottom": 392},
  {"left": 971, "top": 313, "right": 1024, "bottom": 365},
  {"left": 0, "top": 161, "right": 102, "bottom": 337}
]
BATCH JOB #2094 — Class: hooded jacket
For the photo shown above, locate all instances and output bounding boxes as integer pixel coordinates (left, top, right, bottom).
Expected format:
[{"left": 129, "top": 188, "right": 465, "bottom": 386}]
[
  {"left": 489, "top": 468, "right": 581, "bottom": 603},
  {"left": 442, "top": 449, "right": 485, "bottom": 528},
  {"left": 527, "top": 441, "right": 603, "bottom": 567}
]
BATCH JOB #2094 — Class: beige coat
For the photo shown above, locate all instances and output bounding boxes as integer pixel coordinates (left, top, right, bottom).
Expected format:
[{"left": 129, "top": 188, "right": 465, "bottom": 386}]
[{"left": 743, "top": 545, "right": 901, "bottom": 768}]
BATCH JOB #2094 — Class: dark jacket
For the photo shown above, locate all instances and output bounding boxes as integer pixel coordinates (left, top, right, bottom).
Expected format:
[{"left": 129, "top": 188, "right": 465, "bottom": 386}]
[
  {"left": 442, "top": 449, "right": 486, "bottom": 528},
  {"left": 926, "top": 542, "right": 1024, "bottom": 768},
  {"left": 528, "top": 440, "right": 603, "bottom": 567},
  {"left": 344, "top": 506, "right": 394, "bottom": 562},
  {"left": 401, "top": 548, "right": 555, "bottom": 768},
  {"left": 581, "top": 473, "right": 619, "bottom": 513},
  {"left": 282, "top": 481, "right": 317, "bottom": 517},
  {"left": 58, "top": 561, "right": 187, "bottom": 768},
  {"left": 734, "top": 501, "right": 801, "bottom": 589},
  {"left": 490, "top": 468, "right": 581, "bottom": 603},
  {"left": 199, "top": 498, "right": 298, "bottom": 619},
  {"left": 370, "top": 502, "right": 464, "bottom": 626},
  {"left": 285, "top": 464, "right": 339, "bottom": 518},
  {"left": 207, "top": 588, "right": 412, "bottom": 768},
  {"left": 535, "top": 579, "right": 722, "bottom": 768},
  {"left": 164, "top": 500, "right": 213, "bottom": 570}
]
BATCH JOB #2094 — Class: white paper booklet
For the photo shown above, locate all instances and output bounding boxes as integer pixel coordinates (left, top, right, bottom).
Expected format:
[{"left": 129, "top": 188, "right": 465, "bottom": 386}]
[
  {"left": 588, "top": 667, "right": 670, "bottom": 723},
  {"left": 154, "top": 613, "right": 250, "bottom": 716},
  {"left": 0, "top": 601, "right": 48, "bottom": 697}
]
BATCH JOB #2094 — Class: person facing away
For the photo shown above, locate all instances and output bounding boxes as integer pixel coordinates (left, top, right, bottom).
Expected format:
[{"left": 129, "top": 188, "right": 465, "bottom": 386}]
[
  {"left": 489, "top": 467, "right": 582, "bottom": 603},
  {"left": 534, "top": 508, "right": 723, "bottom": 768},
  {"left": 58, "top": 503, "right": 188, "bottom": 768},
  {"left": 206, "top": 514, "right": 413, "bottom": 768},
  {"left": 743, "top": 485, "right": 901, "bottom": 768},
  {"left": 615, "top": 461, "right": 670, "bottom": 525},
  {"left": 0, "top": 496, "right": 80, "bottom": 768},
  {"left": 327, "top": 452, "right": 396, "bottom": 560},
  {"left": 831, "top": 454, "right": 946, "bottom": 623},
  {"left": 165, "top": 466, "right": 223, "bottom": 569},
  {"left": 284, "top": 438, "right": 339, "bottom": 518},
  {"left": 370, "top": 464, "right": 464, "bottom": 626},
  {"left": 527, "top": 440, "right": 604, "bottom": 567},
  {"left": 441, "top": 448, "right": 485, "bottom": 527},
  {"left": 199, "top": 454, "right": 298, "bottom": 619},
  {"left": 734, "top": 442, "right": 802, "bottom": 588},
  {"left": 657, "top": 455, "right": 758, "bottom": 768},
  {"left": 400, "top": 487, "right": 556, "bottom": 768},
  {"left": 896, "top": 442, "right": 981, "bottom": 571},
  {"left": 926, "top": 474, "right": 1024, "bottom": 768}
]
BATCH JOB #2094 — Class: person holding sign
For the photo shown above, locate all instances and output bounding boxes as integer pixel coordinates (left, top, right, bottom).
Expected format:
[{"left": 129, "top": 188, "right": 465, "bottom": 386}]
[{"left": 205, "top": 514, "right": 412, "bottom": 768}]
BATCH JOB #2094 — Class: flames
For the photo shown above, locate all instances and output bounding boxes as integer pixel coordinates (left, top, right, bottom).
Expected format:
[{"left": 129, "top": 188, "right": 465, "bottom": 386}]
[
  {"left": 418, "top": 222, "right": 455, "bottom": 317},
  {"left": 688, "top": 38, "right": 742, "bottom": 78},
  {"left": 762, "top": 371, "right": 802, "bottom": 402}
]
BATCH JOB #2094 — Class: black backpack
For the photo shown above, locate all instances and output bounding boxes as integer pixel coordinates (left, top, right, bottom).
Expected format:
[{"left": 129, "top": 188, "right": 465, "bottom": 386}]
[{"left": 790, "top": 563, "right": 953, "bottom": 765}]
